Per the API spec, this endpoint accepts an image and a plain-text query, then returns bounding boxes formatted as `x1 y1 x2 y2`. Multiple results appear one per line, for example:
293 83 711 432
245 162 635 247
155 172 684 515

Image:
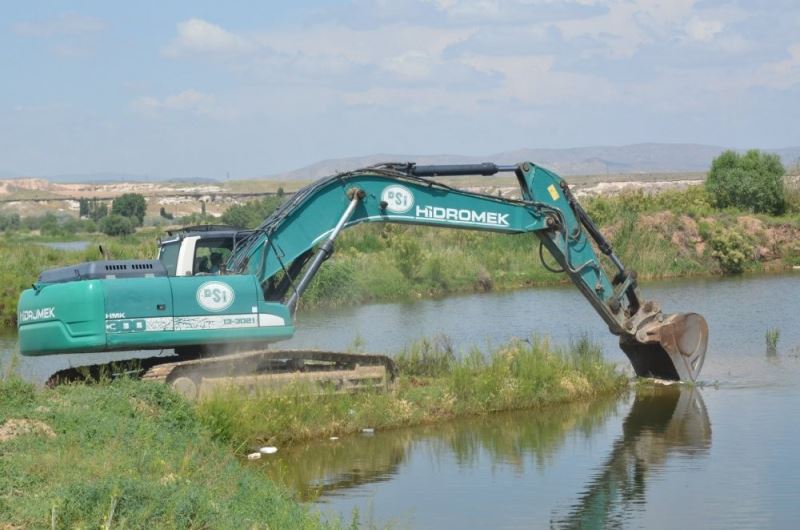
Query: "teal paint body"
18 275 294 356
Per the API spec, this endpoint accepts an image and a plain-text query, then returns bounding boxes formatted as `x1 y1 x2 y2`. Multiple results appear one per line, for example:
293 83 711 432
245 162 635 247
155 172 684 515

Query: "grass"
195 336 627 450
0 376 334 529
766 328 780 356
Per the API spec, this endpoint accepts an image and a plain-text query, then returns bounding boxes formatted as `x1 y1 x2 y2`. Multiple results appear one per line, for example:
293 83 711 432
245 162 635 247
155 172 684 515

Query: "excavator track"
48 349 398 400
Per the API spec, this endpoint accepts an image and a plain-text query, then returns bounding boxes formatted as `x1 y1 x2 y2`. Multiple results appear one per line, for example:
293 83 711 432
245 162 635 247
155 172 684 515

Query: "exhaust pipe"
620 312 708 382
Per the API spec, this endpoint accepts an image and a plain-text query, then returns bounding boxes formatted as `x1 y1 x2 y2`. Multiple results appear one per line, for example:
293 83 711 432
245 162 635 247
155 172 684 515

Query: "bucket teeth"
620 313 708 382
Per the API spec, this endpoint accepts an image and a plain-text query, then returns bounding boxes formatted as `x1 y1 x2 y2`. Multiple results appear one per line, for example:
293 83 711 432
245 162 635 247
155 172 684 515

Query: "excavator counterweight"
18 161 708 392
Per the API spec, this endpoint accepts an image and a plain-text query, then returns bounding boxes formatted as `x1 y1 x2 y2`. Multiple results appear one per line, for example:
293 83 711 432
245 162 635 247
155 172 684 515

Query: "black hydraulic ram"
408 163 517 177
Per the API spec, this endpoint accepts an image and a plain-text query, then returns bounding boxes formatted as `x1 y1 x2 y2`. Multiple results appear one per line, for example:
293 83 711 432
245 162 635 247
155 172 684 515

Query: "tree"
78 197 90 217
111 193 147 226
89 201 109 221
159 207 174 220
39 213 60 236
0 213 20 232
99 214 135 236
705 150 786 214
221 196 283 228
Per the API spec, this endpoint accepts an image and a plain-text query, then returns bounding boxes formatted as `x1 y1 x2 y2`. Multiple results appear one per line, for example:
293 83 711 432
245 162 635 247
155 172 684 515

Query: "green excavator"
17 162 708 396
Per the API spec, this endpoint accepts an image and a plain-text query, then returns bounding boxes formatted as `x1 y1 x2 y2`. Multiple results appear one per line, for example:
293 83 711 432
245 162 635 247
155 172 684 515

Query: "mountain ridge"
9 143 800 183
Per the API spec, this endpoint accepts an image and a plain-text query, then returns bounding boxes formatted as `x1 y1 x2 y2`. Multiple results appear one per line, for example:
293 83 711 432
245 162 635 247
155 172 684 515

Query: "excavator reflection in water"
551 386 712 529
263 386 710 527
263 396 622 501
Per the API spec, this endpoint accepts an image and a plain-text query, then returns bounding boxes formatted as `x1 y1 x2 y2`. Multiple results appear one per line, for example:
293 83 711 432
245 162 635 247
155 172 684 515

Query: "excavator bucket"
619 313 708 382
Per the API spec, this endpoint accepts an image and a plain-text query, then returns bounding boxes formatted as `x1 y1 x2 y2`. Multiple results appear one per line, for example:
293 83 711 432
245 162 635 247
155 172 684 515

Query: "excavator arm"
230 161 707 381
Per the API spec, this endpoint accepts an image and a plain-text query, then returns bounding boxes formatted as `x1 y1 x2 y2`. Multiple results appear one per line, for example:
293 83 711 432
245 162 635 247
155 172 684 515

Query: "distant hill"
10 143 800 183
263 143 800 181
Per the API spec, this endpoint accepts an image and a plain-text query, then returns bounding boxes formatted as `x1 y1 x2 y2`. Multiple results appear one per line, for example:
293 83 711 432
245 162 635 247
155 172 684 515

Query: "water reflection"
264 395 622 502
551 386 711 529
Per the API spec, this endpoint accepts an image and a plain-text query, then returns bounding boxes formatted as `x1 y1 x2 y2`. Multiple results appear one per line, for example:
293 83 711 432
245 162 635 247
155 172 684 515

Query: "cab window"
158 241 180 276
193 238 233 275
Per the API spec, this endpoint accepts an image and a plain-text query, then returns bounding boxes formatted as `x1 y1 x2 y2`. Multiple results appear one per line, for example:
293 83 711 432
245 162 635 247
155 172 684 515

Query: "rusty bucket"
619 313 708 382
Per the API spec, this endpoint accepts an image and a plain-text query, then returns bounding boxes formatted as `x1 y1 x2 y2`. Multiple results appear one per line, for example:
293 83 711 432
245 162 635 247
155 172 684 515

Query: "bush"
709 227 750 273
159 206 174 220
301 258 357 306
0 212 20 231
221 196 283 228
705 150 786 214
111 193 147 226
99 214 135 236
391 234 422 280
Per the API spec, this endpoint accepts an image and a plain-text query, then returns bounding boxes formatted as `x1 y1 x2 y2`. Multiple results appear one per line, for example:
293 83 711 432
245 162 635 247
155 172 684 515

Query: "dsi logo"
381 185 414 214
196 281 235 312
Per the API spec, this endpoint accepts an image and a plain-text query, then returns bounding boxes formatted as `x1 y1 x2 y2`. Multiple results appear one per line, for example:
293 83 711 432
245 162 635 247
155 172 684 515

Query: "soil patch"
0 418 56 442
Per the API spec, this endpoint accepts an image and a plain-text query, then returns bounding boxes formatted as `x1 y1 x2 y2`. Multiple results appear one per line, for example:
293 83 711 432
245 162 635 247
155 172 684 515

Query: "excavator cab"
157 226 252 277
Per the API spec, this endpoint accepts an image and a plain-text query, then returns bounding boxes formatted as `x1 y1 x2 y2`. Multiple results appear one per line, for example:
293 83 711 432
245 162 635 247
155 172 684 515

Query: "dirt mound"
0 418 56 442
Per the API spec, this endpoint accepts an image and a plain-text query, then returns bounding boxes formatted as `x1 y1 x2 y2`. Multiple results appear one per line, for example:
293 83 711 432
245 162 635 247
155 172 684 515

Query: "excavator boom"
17 161 708 386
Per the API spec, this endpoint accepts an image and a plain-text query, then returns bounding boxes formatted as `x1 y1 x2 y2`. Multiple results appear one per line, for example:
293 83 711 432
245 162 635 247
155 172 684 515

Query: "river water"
2 274 799 528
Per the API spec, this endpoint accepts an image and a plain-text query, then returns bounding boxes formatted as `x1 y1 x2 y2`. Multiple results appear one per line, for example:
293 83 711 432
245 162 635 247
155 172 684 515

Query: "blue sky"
1 0 799 178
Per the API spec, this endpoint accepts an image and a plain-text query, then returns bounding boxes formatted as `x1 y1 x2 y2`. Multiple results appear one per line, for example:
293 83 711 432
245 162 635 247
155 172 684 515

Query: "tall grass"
0 377 332 529
766 328 780 356
195 336 626 450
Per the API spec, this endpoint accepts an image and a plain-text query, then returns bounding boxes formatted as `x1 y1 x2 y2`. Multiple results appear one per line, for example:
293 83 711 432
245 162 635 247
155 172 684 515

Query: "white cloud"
344 53 616 112
250 23 473 69
163 18 251 57
761 42 800 89
685 17 724 42
131 90 217 116
462 54 615 104
431 0 502 18
381 50 439 81
556 0 697 58
155 5 799 122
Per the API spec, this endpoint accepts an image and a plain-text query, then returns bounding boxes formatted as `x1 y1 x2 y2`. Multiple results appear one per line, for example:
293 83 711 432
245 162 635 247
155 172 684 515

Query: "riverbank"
0 336 624 528
2 186 798 327
196 336 626 448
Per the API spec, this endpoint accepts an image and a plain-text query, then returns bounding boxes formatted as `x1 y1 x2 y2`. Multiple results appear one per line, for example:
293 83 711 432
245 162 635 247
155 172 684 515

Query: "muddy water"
2 274 800 528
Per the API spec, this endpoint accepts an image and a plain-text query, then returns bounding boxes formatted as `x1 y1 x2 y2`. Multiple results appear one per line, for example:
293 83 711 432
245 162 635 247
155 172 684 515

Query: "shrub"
0 212 21 231
159 206 174 220
111 193 147 226
391 234 422 280
99 214 135 236
705 150 786 214
221 196 283 228
709 227 750 273
301 258 357 306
